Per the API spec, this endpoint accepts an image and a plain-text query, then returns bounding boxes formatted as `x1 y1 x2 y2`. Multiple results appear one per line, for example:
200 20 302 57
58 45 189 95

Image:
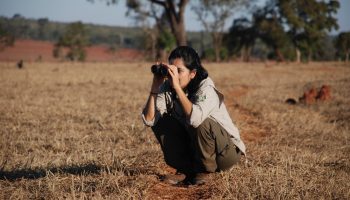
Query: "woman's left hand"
166 64 181 90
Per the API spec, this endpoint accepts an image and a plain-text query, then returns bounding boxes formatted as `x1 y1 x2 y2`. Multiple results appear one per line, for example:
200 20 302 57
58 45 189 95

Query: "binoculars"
151 64 168 76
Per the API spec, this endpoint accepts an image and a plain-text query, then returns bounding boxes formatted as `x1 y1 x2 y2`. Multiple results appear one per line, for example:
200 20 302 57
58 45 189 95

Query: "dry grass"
0 61 349 199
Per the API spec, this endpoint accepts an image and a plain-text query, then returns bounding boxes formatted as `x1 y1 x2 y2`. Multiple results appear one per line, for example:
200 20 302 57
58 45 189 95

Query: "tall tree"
226 2 290 62
278 0 339 62
255 6 290 62
225 18 257 61
335 32 350 62
90 0 188 46
53 22 89 61
128 0 188 46
191 0 248 62
126 1 176 60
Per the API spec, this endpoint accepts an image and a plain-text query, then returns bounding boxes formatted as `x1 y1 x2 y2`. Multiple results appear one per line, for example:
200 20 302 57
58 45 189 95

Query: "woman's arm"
166 64 193 118
143 76 165 122
174 86 193 118
143 93 158 122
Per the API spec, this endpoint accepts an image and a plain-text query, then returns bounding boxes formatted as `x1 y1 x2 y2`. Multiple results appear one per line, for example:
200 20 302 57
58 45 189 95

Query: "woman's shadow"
0 163 103 181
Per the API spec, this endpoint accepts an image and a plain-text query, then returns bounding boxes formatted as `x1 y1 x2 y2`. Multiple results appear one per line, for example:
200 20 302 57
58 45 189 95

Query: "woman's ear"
190 69 197 79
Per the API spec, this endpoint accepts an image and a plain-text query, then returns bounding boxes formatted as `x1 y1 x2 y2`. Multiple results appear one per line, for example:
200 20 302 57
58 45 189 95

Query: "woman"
141 46 246 185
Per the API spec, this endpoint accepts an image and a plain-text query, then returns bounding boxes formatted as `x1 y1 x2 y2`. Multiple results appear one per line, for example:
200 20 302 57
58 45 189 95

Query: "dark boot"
180 172 211 185
192 172 211 185
161 171 186 185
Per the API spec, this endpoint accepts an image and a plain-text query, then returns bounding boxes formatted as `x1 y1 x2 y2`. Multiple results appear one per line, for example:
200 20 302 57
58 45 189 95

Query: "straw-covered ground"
0 61 349 199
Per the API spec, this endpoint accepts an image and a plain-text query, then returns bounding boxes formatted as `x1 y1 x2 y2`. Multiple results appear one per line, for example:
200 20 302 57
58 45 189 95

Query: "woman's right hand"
151 74 165 93
144 67 165 122
150 62 166 93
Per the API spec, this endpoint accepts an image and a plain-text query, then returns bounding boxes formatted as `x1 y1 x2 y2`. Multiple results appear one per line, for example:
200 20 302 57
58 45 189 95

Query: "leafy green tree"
53 22 89 61
278 0 339 62
225 18 257 61
226 3 290 62
157 29 176 52
335 32 350 62
226 0 339 62
254 6 290 62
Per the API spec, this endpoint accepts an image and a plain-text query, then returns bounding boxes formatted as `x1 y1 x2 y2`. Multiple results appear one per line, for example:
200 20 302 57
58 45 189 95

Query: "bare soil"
0 39 144 62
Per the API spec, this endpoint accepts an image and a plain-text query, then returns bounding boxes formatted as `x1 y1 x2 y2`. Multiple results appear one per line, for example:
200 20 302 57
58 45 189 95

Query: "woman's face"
171 58 196 89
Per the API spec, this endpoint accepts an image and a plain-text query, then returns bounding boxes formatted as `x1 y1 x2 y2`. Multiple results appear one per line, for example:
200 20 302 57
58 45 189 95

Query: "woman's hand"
165 63 193 118
165 64 181 90
151 75 165 93
150 63 166 93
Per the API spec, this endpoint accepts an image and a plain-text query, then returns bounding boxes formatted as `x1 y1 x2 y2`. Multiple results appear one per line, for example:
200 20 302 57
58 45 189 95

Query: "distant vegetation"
0 14 146 48
0 14 212 61
53 22 89 61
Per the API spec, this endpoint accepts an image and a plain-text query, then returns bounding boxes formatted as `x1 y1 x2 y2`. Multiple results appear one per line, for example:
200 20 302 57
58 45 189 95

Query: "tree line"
107 0 348 62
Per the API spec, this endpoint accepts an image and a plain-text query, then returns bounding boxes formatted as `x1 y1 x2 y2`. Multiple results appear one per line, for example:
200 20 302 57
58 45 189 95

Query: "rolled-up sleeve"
140 83 170 127
188 86 220 128
141 111 160 127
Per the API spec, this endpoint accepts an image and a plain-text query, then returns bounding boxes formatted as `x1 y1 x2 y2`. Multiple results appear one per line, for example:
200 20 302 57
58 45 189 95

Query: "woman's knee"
191 118 214 139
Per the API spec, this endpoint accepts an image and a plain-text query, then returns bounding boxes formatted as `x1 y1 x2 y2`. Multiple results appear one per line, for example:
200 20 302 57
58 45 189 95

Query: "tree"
0 23 15 51
226 3 290 62
226 0 339 62
10 14 30 39
225 18 257 61
53 22 89 61
278 0 339 62
0 18 15 51
37 18 49 40
255 6 290 62
90 0 188 46
129 0 188 46
191 0 248 62
157 29 177 59
335 32 350 62
125 1 176 60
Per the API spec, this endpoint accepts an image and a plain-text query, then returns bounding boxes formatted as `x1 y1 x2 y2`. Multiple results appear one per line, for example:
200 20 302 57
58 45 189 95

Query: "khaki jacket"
142 77 246 155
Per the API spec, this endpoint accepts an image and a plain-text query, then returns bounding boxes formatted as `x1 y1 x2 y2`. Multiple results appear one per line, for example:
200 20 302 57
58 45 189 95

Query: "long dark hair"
168 46 208 95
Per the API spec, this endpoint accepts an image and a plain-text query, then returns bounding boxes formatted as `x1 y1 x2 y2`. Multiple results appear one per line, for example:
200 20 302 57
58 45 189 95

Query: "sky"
0 0 349 33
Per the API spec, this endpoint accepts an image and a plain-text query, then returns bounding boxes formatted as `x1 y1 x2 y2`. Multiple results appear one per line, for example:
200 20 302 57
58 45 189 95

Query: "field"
0 61 349 199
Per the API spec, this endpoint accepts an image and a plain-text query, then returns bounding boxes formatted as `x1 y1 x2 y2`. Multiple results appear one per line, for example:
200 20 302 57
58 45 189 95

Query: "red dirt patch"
0 39 144 62
225 85 270 143
0 39 55 62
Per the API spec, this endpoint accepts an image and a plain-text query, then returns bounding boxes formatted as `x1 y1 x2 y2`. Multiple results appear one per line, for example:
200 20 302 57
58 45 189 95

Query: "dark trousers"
151 114 241 174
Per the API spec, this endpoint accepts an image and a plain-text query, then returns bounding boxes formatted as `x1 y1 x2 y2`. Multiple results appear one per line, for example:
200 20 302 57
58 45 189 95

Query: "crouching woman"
141 46 246 185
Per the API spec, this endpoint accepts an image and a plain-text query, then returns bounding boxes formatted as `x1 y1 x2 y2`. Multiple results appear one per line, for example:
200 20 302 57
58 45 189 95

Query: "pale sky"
0 0 349 33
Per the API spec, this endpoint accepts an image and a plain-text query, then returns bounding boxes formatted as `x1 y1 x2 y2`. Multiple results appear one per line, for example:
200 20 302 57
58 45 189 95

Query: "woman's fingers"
166 65 178 76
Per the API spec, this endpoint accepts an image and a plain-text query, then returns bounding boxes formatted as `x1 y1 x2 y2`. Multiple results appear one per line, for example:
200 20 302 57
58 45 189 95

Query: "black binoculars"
151 64 168 76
